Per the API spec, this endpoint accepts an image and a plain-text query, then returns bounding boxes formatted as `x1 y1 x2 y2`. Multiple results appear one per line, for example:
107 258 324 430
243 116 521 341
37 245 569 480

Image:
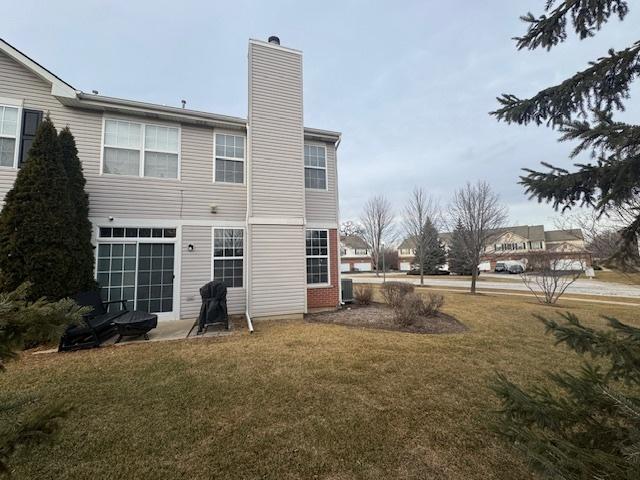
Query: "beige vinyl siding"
180 226 245 319
305 141 338 224
249 224 305 317
248 43 304 219
0 50 246 222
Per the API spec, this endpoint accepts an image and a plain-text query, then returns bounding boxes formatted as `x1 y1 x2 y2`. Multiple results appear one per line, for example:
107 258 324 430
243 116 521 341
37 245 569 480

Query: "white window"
103 119 179 179
215 134 244 184
212 228 244 288
304 144 327 190
306 229 329 284
0 105 20 168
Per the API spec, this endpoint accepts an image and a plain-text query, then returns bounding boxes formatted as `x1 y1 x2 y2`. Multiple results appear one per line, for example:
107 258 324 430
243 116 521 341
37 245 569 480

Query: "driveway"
344 273 640 298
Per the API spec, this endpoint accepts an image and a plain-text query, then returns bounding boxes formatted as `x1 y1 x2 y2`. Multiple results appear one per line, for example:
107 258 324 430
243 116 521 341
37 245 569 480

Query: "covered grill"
197 281 229 334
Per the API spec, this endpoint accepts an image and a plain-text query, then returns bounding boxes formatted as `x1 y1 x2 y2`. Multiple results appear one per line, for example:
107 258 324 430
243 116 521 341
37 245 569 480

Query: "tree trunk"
420 264 424 286
470 269 477 294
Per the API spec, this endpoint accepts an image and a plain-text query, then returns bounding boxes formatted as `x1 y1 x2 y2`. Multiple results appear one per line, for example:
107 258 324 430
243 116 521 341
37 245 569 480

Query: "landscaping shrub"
353 285 373 305
380 281 414 308
394 292 423 326
423 293 445 316
394 292 445 326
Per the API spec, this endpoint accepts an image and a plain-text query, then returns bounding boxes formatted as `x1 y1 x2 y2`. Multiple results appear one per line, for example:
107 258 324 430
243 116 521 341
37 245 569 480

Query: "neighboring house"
397 225 590 271
0 36 342 321
340 235 372 272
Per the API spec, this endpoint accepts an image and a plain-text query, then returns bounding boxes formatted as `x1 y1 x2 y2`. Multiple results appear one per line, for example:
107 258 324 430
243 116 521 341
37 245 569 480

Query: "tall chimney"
247 38 305 319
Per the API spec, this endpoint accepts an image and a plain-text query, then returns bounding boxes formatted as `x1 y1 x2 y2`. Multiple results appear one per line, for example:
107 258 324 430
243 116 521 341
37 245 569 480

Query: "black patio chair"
58 291 129 352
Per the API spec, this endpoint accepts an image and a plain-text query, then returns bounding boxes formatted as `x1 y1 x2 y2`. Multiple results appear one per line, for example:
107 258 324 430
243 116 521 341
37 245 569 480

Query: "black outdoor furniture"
58 291 127 352
113 311 158 342
197 281 229 334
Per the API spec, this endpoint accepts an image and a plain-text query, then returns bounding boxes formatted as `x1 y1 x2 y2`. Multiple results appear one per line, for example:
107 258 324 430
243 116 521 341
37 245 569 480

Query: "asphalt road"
344 272 640 299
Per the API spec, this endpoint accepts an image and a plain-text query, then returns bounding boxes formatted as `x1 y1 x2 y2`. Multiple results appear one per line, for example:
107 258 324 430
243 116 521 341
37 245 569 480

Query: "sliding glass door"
96 227 176 317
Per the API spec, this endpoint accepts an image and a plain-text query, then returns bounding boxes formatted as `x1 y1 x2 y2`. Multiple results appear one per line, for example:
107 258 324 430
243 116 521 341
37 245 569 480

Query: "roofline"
1 37 341 142
0 38 77 98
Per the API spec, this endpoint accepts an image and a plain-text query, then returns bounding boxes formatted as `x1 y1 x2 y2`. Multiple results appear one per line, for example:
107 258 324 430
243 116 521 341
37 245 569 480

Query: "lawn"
594 269 640 285
2 291 637 479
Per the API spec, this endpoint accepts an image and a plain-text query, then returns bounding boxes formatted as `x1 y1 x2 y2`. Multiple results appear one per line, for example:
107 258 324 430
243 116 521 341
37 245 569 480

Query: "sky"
3 1 639 230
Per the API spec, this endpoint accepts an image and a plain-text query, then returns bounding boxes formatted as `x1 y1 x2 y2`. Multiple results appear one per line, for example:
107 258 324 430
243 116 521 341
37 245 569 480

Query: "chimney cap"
268 35 280 45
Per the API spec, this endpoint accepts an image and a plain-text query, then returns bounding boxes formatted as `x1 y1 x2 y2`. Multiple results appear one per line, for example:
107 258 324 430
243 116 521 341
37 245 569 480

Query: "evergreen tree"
491 0 640 261
0 116 78 300
0 283 86 473
447 220 472 275
491 313 640 479
416 217 446 273
58 127 96 293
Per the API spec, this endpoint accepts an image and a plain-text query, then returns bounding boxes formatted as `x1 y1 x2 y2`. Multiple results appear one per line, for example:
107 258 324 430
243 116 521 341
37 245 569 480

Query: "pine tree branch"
559 113 640 158
491 41 640 126
515 0 629 51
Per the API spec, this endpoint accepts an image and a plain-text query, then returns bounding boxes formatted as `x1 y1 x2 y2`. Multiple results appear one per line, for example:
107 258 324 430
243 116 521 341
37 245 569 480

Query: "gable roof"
0 38 77 98
545 229 584 242
0 38 341 142
341 235 369 249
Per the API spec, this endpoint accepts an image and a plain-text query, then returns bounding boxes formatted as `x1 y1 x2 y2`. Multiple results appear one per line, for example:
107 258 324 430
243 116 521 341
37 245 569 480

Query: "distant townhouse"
397 225 591 271
340 236 372 272
0 36 341 322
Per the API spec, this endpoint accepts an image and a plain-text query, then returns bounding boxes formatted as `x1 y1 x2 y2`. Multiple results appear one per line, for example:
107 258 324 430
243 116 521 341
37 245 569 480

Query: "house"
397 225 591 271
340 236 372 272
0 36 342 322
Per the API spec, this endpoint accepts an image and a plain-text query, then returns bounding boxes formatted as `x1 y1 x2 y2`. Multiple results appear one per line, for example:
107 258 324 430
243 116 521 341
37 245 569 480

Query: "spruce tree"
448 220 472 275
416 217 446 274
491 0 640 260
0 116 78 300
59 127 95 293
491 313 640 479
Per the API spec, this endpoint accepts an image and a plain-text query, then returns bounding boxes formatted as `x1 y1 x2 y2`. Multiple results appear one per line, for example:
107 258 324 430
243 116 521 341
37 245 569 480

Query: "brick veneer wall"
307 228 340 309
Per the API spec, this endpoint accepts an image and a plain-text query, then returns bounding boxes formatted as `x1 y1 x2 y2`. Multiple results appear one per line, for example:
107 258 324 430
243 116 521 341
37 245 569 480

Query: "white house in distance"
340 235 372 272
0 36 342 322
398 225 591 271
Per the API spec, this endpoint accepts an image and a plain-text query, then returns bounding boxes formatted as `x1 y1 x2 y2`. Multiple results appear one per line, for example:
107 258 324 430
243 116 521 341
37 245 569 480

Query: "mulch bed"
307 303 467 334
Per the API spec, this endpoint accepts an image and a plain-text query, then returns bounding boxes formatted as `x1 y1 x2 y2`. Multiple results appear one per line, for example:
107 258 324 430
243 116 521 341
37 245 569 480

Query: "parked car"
507 264 524 274
494 262 508 273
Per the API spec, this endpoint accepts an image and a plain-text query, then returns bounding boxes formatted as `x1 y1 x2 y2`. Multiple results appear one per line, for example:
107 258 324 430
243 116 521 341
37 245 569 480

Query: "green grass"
2 292 637 479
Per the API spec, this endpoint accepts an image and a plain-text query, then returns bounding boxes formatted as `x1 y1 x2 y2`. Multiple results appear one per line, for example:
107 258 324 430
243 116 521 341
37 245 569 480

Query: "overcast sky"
4 1 639 230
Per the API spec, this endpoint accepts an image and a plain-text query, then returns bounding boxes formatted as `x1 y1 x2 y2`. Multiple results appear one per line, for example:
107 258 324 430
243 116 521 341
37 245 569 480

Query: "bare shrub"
394 292 445 326
353 285 373 305
380 281 414 308
394 292 424 326
423 293 445 316
520 252 584 305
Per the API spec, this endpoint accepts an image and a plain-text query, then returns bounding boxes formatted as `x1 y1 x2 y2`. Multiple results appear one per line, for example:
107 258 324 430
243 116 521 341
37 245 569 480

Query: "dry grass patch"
594 270 640 285
1 292 638 479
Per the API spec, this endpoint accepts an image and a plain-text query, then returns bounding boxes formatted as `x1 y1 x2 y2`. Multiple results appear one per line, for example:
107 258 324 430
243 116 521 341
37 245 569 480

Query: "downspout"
245 121 254 333
334 135 343 306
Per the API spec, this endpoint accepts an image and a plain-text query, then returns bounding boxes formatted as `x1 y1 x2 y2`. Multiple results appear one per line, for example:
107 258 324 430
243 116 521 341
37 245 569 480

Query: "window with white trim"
0 106 19 167
215 134 244 183
306 229 329 284
304 144 326 189
213 228 244 288
103 119 179 178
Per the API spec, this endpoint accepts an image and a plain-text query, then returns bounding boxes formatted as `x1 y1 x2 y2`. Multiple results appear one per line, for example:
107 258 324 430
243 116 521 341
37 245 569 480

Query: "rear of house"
0 36 341 321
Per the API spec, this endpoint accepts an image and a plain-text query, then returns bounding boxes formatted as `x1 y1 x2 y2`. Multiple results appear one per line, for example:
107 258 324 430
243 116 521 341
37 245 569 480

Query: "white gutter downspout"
334 134 343 306
245 122 254 333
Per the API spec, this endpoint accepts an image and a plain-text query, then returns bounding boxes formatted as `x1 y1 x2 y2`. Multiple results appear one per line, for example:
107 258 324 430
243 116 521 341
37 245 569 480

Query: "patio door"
96 227 177 319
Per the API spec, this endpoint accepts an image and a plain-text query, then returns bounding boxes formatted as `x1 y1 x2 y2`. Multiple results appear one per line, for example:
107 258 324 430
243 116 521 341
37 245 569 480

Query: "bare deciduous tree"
520 252 584 305
449 181 508 294
403 187 440 286
360 195 395 277
340 220 364 238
